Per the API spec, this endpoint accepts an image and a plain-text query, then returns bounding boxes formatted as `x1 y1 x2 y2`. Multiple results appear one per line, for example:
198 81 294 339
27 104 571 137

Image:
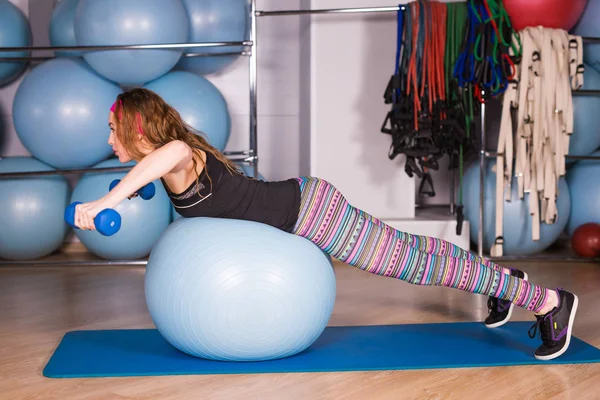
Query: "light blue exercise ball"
177 0 249 76
171 206 180 222
566 151 600 236
237 163 265 180
570 63 600 158
74 0 190 86
144 71 231 151
573 1 600 74
462 160 571 256
71 158 172 260
145 217 337 361
0 0 32 87
49 0 81 57
0 157 70 260
12 58 121 170
0 114 3 152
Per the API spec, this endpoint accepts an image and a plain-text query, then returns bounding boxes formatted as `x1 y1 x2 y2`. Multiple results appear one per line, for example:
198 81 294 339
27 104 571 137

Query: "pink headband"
109 100 119 113
110 100 144 135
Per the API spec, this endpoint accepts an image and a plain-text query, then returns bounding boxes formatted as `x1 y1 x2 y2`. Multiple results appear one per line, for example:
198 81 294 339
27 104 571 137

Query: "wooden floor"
1 258 600 400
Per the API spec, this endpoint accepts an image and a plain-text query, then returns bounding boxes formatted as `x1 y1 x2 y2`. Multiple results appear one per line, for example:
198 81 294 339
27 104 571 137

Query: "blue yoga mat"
43 321 600 378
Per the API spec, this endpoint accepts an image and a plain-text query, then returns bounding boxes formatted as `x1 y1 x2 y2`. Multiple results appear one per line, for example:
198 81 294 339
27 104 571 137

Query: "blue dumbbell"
109 179 155 200
64 202 122 237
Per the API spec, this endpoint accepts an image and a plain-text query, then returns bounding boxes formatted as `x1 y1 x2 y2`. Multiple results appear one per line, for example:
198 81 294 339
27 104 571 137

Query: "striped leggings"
291 177 550 313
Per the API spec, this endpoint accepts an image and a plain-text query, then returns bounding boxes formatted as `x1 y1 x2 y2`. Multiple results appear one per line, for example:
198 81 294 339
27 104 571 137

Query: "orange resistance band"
406 2 420 130
406 0 449 131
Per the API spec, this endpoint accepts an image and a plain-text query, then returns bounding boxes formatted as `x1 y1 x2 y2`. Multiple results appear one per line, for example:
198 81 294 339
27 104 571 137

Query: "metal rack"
0 2 598 265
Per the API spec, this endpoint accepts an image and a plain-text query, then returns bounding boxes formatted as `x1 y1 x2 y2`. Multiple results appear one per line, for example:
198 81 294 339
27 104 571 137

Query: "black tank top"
161 151 301 233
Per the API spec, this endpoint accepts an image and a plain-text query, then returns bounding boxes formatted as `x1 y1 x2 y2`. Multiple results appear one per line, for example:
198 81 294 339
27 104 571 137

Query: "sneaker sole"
485 272 529 329
534 293 579 361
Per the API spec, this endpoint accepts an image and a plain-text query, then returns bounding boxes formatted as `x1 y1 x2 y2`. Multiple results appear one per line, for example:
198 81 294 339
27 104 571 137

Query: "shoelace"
528 315 553 343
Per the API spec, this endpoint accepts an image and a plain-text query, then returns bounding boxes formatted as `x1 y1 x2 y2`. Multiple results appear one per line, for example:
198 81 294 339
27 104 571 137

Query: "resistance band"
453 0 521 102
382 1 474 198
381 0 475 234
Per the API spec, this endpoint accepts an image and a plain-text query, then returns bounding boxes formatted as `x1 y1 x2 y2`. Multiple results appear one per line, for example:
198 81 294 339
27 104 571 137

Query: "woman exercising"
73 88 578 361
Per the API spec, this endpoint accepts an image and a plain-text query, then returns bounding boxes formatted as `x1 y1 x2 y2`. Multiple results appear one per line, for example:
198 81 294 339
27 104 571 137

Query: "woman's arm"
102 140 192 209
74 140 192 231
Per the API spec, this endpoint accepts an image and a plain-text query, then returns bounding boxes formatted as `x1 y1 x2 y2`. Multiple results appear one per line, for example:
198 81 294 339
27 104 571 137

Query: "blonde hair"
112 88 241 191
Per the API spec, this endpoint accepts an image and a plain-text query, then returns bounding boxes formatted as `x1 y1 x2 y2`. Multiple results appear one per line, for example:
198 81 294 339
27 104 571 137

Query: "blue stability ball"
49 0 81 57
145 217 337 361
0 0 32 87
74 0 189 86
237 162 265 180
171 205 181 222
177 0 249 75
566 151 600 236
171 205 180 222
144 71 231 151
71 158 172 260
462 160 571 256
0 157 70 260
570 63 600 158
573 1 600 73
12 58 121 170
0 114 3 152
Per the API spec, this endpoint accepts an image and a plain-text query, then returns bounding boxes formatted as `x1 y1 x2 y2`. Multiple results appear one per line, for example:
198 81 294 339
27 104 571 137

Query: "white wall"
212 0 305 181
304 0 413 220
301 0 469 212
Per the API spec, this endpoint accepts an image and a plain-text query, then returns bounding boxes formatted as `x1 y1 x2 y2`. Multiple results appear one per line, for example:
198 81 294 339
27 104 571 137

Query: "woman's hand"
74 200 109 231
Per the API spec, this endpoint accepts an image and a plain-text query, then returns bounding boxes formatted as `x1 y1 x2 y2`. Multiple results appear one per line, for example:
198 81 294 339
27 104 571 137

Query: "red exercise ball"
503 0 588 31
571 223 600 258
